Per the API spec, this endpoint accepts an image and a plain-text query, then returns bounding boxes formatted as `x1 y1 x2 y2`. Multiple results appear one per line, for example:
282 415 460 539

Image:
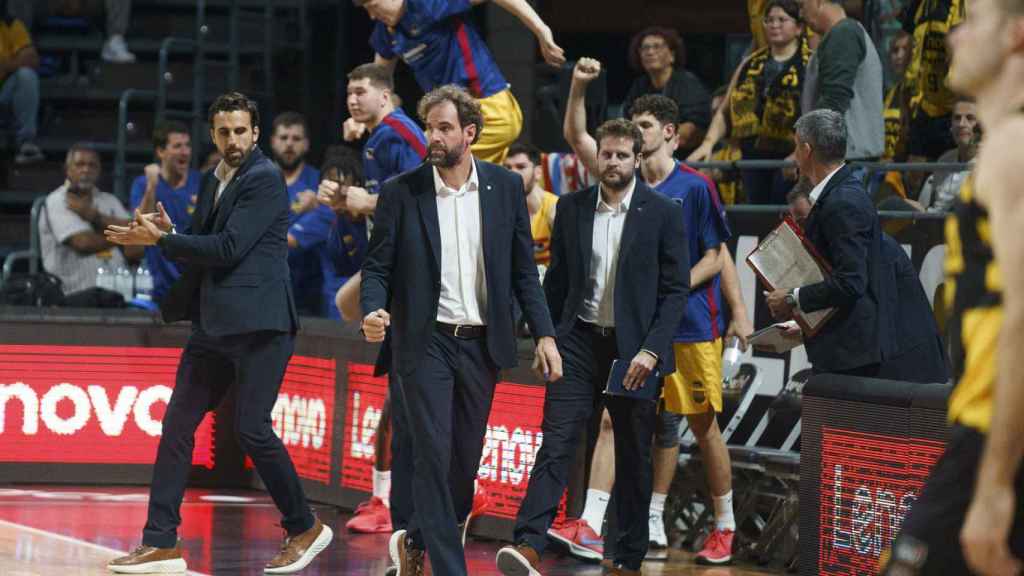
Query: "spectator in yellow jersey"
503 142 557 268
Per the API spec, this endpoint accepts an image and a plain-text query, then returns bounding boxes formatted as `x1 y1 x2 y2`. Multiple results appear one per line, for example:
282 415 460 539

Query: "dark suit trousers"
142 329 315 548
399 330 498 576
513 322 658 570
390 370 483 531
388 373 413 530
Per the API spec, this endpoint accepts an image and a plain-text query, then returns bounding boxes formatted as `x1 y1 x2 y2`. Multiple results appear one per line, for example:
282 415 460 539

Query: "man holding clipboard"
763 109 888 376
496 119 689 576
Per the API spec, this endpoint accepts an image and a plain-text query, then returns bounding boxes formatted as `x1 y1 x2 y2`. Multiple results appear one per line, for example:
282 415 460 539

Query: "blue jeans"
0 67 39 145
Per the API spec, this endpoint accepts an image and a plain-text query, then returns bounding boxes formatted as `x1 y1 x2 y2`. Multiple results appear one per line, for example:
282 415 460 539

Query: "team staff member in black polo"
359 84 561 576
104 92 332 574
496 118 690 576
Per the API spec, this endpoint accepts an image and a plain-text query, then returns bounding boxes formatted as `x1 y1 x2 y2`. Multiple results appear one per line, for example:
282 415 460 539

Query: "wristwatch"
784 290 797 308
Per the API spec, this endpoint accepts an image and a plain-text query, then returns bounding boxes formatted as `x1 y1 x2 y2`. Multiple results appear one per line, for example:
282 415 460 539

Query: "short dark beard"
223 144 253 168
600 172 633 192
427 143 464 168
274 153 302 172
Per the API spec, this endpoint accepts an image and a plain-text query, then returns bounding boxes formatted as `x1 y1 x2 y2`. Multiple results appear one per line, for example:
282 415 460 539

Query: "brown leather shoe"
602 562 641 575
264 517 334 574
395 530 425 576
495 543 541 576
107 542 186 573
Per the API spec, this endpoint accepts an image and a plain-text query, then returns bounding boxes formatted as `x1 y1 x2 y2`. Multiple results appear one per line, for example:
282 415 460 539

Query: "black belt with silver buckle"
436 322 487 339
579 321 615 338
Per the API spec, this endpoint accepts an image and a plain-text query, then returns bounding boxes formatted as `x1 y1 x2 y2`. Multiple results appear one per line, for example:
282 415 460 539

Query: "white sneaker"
648 511 668 547
102 35 136 63
646 511 669 560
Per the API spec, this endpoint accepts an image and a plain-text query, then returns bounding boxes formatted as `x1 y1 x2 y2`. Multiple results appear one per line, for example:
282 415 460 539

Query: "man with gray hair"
799 0 884 160
40 143 142 295
765 109 888 376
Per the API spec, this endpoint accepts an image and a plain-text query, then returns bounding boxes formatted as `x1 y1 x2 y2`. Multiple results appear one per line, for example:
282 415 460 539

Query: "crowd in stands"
11 0 974 319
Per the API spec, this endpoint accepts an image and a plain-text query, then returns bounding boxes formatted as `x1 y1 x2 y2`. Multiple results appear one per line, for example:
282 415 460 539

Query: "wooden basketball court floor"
0 486 782 575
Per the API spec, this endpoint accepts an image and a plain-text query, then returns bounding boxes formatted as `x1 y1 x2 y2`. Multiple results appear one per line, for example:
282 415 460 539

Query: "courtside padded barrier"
800 374 950 576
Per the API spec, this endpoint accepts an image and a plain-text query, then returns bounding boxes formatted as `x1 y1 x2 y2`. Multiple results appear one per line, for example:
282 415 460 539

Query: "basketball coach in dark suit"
498 119 691 576
787 185 949 384
104 92 331 575
767 109 887 376
359 85 561 576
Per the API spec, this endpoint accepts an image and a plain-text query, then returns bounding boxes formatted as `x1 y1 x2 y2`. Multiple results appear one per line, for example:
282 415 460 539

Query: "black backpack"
0 272 65 307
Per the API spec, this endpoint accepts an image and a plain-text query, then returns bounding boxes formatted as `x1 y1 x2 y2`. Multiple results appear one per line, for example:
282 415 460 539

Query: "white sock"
712 490 735 531
649 492 667 517
372 469 391 508
580 489 610 533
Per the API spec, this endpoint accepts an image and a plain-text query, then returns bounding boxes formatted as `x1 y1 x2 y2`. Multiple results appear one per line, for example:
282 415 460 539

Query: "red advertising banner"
477 381 550 520
0 344 215 468
341 362 562 523
269 356 337 484
819 427 945 575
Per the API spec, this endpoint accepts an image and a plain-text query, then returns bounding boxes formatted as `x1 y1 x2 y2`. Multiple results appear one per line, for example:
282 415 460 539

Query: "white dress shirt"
795 163 845 309
213 160 239 205
579 179 636 327
808 163 845 206
434 161 487 325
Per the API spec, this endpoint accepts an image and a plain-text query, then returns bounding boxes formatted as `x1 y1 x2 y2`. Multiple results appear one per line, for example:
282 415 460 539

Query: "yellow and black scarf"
729 36 811 155
908 0 965 118
883 79 916 161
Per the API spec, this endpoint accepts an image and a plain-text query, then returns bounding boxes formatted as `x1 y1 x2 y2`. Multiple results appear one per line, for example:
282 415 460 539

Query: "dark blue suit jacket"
543 180 690 376
877 232 950 382
158 147 299 336
799 164 884 372
360 160 556 377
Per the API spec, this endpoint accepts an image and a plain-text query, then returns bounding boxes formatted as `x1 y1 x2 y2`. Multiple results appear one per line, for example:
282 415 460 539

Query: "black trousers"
388 372 413 530
513 322 658 570
399 330 498 576
142 329 314 548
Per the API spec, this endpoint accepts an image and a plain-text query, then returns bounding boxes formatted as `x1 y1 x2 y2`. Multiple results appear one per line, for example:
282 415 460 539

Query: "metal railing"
685 158 972 211
114 88 157 201
685 159 971 172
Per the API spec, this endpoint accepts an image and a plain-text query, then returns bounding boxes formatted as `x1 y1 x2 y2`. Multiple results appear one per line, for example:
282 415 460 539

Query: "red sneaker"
695 528 734 565
470 483 490 519
345 497 393 534
461 484 491 544
546 518 604 562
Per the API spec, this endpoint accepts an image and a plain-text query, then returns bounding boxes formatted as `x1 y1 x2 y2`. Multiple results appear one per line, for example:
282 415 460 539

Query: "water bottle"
722 336 743 385
114 266 133 300
95 265 112 291
134 265 154 302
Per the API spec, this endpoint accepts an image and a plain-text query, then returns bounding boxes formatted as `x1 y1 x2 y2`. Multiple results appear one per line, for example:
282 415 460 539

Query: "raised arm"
479 0 565 66
563 58 601 178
